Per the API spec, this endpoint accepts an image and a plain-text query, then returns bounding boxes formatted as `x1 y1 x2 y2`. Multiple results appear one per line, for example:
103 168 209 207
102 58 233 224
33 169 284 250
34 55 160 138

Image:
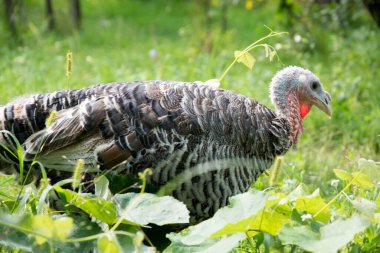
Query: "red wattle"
300 103 311 119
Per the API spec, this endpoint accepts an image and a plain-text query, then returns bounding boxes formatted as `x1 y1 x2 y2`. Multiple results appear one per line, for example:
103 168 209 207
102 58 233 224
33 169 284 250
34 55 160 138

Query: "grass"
0 0 379 251
1 0 379 178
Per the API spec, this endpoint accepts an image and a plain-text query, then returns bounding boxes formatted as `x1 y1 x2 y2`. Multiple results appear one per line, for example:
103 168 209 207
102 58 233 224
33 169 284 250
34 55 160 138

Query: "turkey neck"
276 88 303 144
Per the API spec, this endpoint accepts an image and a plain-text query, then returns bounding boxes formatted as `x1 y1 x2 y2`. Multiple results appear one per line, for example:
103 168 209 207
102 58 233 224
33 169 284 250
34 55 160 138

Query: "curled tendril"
138 168 153 193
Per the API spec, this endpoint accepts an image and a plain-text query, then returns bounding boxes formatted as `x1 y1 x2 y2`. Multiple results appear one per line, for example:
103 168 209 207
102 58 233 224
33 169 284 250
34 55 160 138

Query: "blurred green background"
1 0 379 194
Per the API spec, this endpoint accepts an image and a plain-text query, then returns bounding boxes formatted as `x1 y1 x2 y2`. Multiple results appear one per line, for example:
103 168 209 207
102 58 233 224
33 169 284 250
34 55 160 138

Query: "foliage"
0 174 189 252
1 157 378 252
278 215 370 253
219 28 285 81
0 0 379 252
164 158 379 253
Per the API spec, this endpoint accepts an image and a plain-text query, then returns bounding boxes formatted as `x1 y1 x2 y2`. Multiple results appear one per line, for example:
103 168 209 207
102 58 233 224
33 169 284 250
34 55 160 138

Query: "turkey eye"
311 82 319 90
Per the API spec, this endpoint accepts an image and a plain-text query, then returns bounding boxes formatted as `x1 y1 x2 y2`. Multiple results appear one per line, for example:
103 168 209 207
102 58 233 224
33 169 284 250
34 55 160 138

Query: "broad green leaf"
248 209 289 236
373 213 380 224
32 215 102 253
333 169 352 181
167 190 267 246
279 215 370 253
212 208 290 238
0 213 33 251
265 193 292 213
211 194 291 237
112 192 189 226
98 233 123 253
0 213 100 253
351 197 377 216
295 189 331 223
51 215 101 253
234 50 256 70
95 175 113 200
279 224 319 249
32 215 74 245
30 215 74 247
53 216 74 241
0 224 33 251
32 215 54 244
165 232 245 253
352 172 375 189
56 187 118 224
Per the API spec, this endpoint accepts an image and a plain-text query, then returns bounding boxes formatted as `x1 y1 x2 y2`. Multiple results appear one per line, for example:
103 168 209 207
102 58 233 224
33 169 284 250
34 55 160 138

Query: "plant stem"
219 58 238 82
110 216 125 232
218 31 287 82
313 169 362 219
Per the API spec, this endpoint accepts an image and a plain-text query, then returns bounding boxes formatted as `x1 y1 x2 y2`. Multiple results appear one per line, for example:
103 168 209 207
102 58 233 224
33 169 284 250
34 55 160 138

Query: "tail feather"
23 98 106 161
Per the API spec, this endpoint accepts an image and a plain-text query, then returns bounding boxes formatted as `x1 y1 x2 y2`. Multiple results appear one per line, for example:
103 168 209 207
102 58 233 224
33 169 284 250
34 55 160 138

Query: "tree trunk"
4 0 17 36
70 0 81 30
45 0 55 31
363 0 380 27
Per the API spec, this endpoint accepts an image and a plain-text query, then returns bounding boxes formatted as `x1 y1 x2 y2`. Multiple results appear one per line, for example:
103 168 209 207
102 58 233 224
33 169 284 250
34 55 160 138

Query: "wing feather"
23 98 106 160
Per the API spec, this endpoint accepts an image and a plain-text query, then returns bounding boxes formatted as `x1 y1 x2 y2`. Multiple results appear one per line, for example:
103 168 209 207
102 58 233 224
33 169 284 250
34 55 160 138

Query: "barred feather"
0 66 331 222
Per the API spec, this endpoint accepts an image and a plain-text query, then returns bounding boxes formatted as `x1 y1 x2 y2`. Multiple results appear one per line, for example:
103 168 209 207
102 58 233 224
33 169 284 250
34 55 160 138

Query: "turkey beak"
314 91 332 118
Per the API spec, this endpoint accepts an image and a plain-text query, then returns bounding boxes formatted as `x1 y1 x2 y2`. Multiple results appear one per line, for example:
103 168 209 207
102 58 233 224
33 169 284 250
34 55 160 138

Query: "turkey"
0 66 332 222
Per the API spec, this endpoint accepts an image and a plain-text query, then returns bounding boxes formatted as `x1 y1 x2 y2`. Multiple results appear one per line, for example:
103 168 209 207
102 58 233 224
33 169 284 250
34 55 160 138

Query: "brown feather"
96 142 131 169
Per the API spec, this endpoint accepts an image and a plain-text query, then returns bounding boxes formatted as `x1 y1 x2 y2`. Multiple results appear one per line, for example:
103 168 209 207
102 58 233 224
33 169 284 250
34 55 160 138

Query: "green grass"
1 0 378 182
0 0 379 251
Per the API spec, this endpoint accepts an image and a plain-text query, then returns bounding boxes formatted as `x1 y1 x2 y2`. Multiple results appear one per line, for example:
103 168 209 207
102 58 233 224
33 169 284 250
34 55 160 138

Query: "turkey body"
0 81 292 221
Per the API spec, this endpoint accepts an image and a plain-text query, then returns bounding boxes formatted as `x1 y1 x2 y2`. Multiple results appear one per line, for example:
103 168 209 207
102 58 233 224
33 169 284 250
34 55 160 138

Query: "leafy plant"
0 2 379 251
165 158 379 253
0 173 189 252
219 28 286 82
0 147 378 252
